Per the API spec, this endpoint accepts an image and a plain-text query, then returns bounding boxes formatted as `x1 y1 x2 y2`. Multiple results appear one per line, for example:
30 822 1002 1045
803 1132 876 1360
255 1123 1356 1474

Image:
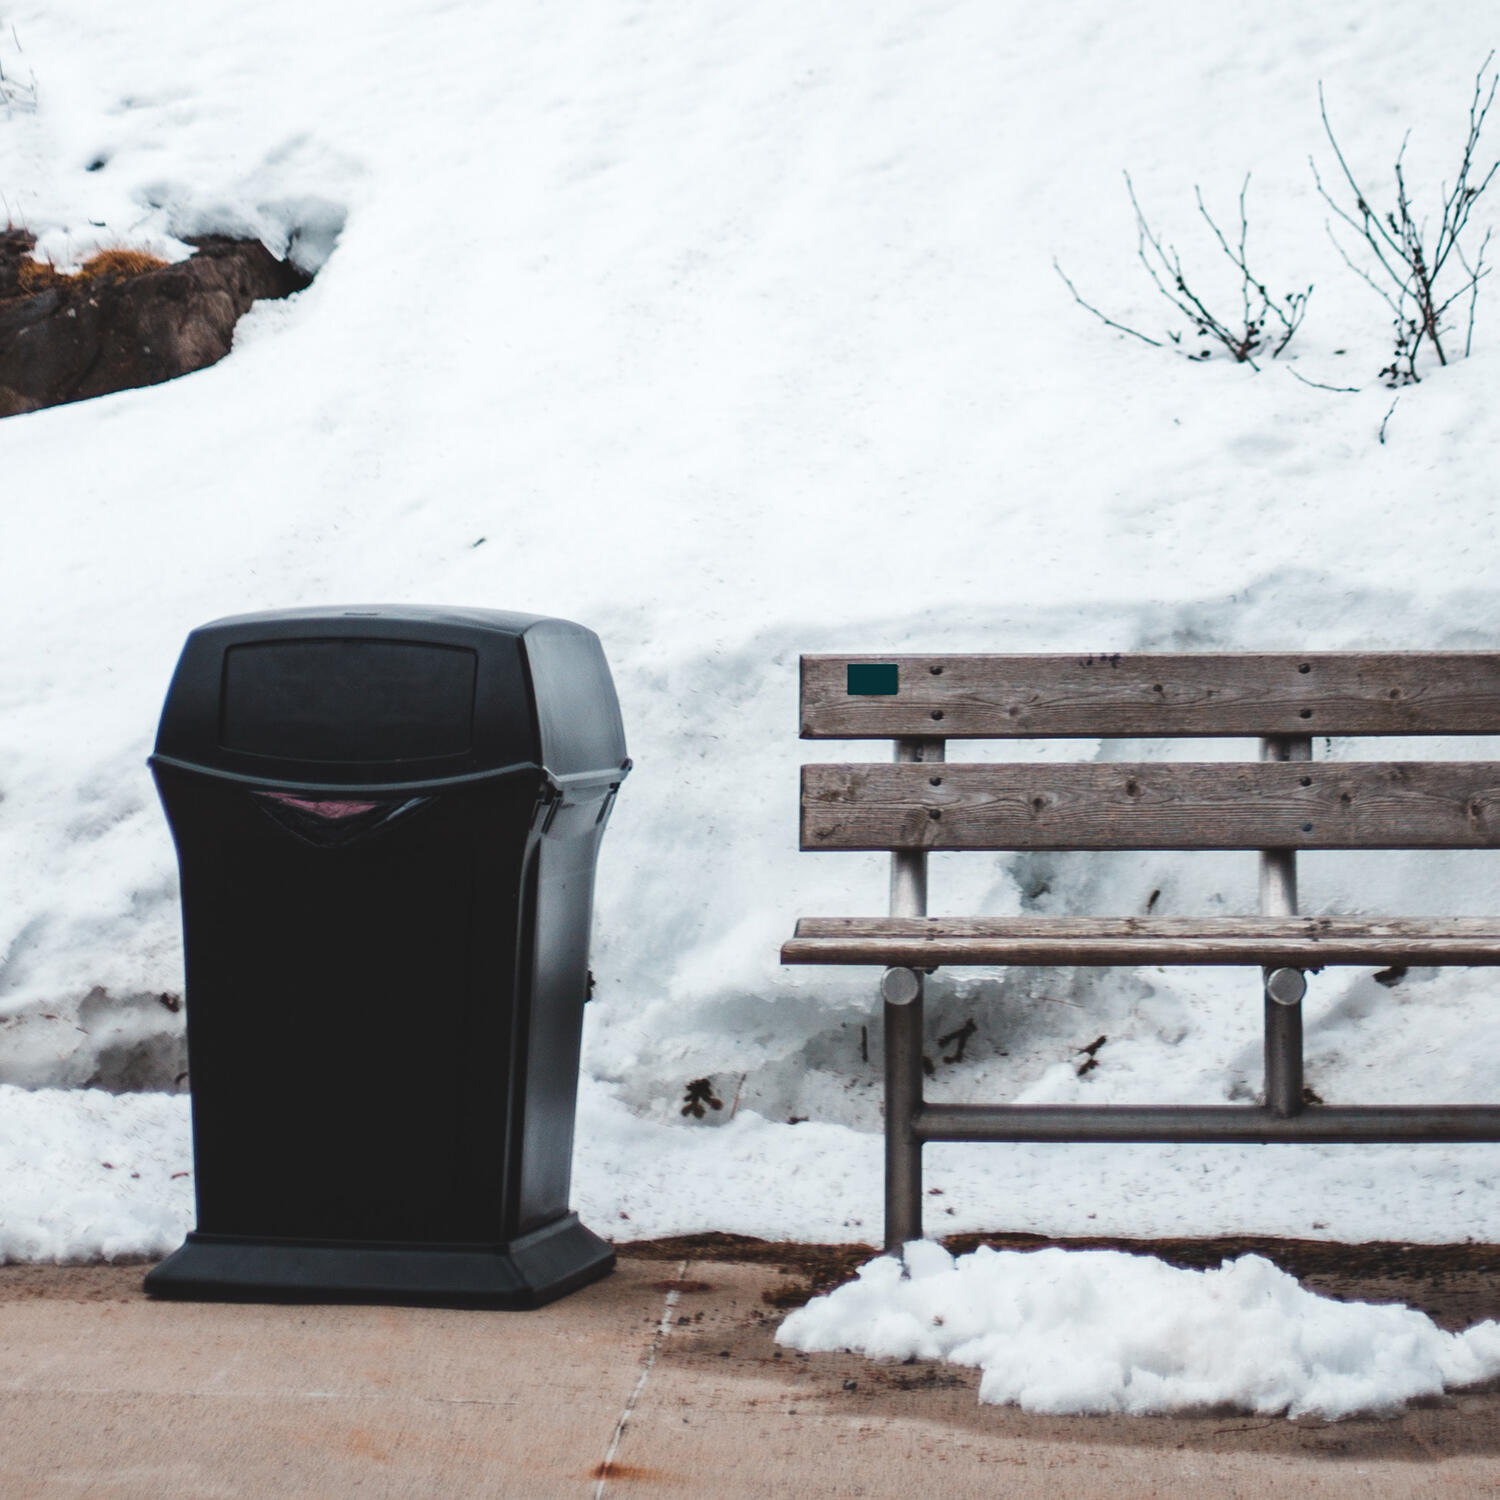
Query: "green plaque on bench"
847 663 898 696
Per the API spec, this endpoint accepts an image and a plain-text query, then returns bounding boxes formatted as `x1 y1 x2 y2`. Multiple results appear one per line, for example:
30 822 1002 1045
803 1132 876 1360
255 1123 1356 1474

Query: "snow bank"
3 0 1500 1255
777 1240 1500 1419
10 1073 1500 1260
0 1085 191 1262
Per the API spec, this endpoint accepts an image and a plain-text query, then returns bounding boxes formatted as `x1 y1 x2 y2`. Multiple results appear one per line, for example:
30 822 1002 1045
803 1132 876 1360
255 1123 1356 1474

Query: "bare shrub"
1057 173 1311 369
1313 54 1499 386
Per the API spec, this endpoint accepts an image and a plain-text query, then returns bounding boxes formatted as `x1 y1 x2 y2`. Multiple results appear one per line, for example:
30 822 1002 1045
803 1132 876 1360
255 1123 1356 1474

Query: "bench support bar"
915 1103 1500 1144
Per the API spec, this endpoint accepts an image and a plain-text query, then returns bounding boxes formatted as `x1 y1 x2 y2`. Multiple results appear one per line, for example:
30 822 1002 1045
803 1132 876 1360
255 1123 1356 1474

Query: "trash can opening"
261 794 381 819
220 638 478 763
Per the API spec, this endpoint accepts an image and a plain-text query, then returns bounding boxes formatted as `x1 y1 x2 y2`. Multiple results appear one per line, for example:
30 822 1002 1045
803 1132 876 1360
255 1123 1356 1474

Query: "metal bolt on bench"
782 652 1500 1250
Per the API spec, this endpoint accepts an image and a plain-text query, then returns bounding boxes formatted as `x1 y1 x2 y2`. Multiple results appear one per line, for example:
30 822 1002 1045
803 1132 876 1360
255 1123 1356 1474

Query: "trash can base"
143 1214 615 1309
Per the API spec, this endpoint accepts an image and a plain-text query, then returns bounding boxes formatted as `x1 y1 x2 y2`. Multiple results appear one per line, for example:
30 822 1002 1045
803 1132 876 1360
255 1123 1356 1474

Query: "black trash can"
143 606 629 1308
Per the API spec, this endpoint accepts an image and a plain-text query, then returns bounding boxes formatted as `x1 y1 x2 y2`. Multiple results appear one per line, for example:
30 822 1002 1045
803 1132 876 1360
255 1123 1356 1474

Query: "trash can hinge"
595 784 619 827
537 779 566 834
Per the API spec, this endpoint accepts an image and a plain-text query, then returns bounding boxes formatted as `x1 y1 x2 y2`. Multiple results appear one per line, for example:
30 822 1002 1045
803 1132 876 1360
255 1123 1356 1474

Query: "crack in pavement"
593 1257 687 1498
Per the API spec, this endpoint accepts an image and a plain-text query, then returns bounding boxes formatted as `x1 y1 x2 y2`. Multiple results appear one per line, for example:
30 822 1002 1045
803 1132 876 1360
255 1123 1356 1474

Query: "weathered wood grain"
781 915 1500 966
801 652 1500 739
794 915 1500 938
801 761 1500 850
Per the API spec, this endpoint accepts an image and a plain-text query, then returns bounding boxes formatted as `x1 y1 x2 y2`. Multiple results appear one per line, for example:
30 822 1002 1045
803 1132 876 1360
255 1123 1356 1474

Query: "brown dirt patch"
10 1232 1500 1329
0 227 312 416
0 1260 149 1303
618 1230 1500 1328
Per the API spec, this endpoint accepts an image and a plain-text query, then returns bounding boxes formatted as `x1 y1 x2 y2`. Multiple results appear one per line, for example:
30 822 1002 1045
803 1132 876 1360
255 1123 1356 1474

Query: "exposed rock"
0 231 313 417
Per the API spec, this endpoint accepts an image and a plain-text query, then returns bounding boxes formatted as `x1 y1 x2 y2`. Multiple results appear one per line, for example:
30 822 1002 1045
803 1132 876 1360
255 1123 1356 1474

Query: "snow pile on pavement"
777 1240 1500 1419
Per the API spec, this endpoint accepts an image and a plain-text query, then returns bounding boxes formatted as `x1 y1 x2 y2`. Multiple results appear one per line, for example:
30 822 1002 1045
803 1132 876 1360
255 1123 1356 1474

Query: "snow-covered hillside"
2 0 1500 1256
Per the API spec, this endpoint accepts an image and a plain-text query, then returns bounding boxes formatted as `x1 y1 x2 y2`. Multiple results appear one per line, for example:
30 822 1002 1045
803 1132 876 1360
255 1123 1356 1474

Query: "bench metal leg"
883 970 924 1249
1264 977 1305 1116
1261 736 1310 1118
883 737 943 1251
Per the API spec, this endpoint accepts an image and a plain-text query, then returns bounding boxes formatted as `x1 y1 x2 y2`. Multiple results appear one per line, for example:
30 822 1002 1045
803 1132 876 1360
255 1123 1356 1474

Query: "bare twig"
1058 171 1309 368
1457 226 1492 354
1379 394 1399 444
1315 55 1499 384
1052 258 1163 347
726 1071 748 1121
1285 366 1360 394
1194 177 1312 355
1127 172 1268 367
1061 173 1309 368
1320 210 1403 314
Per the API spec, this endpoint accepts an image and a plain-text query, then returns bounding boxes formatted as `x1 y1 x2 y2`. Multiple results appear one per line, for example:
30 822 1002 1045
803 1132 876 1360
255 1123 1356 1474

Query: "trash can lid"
153 605 628 791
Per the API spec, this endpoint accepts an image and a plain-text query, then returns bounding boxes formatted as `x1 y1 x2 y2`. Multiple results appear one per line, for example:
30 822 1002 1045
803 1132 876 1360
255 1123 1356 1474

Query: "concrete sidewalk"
2 1249 1500 1498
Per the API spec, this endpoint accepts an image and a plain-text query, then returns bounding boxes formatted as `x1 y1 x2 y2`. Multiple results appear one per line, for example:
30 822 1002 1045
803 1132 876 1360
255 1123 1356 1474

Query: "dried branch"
1193 178 1312 356
1454 226 1492 355
1058 173 1309 369
1132 172 1313 366
1052 258 1163 347
1314 54 1499 384
1284 366 1360 394
1127 172 1262 364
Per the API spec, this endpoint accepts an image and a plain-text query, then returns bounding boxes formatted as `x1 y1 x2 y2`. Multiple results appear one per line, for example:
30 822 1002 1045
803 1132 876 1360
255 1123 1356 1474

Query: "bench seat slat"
802 652 1500 739
795 916 1500 938
782 916 1500 966
802 761 1500 851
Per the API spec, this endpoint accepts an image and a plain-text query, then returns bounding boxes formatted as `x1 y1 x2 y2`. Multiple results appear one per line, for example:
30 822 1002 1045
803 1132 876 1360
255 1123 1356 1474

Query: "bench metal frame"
782 653 1500 1250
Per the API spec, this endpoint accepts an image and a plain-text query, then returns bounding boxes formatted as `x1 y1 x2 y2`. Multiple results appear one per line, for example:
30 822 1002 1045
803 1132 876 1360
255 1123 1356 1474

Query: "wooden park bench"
780 652 1500 1250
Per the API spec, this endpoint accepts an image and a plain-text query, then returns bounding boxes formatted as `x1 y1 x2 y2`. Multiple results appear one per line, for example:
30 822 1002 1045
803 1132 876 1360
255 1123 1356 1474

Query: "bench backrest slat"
801 653 1500 739
802 761 1500 851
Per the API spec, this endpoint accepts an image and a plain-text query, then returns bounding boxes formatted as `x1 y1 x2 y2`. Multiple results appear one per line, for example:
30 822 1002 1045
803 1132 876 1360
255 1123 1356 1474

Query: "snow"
3 0 1500 1280
777 1239 1500 1419
0 1084 190 1262
11 1074 1500 1263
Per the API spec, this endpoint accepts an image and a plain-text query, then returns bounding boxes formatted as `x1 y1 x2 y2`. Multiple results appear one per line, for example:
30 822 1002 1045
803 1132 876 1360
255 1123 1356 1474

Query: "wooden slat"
782 935 1500 965
781 915 1500 966
801 652 1500 739
801 761 1500 850
794 916 1500 938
